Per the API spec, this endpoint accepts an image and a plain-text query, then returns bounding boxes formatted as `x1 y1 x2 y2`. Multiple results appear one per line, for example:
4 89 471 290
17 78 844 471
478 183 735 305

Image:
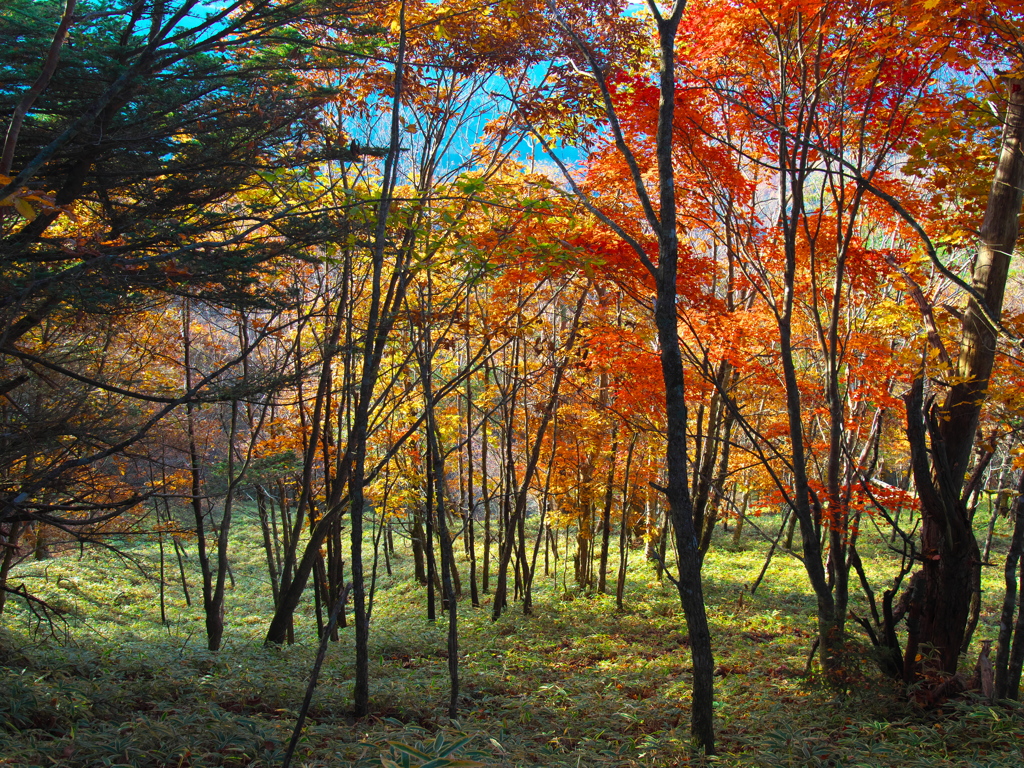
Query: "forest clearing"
1 512 1022 767
5 0 1024 764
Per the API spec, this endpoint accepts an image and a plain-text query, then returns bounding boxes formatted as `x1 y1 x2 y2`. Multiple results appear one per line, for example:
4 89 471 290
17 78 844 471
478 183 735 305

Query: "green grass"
1 510 1022 767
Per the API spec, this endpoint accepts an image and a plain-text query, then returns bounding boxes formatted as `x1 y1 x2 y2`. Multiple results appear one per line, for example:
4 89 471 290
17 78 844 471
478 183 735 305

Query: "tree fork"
904 77 1024 682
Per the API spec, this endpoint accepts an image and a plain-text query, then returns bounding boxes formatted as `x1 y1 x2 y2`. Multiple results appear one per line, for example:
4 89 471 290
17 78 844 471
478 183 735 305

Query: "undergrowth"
1 510 1022 767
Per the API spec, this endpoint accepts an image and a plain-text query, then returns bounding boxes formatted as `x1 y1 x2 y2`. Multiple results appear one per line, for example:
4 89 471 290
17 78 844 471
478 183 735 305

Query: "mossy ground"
1 511 1022 767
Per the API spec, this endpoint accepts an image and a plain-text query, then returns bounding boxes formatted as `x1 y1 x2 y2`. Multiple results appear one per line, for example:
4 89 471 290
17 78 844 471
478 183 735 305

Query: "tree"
904 74 1024 681
263 0 536 721
510 0 717 752
652 0 985 685
0 0 353 548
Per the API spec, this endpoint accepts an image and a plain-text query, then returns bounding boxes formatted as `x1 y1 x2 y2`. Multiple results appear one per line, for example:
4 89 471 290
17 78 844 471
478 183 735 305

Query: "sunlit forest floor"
2 512 1023 767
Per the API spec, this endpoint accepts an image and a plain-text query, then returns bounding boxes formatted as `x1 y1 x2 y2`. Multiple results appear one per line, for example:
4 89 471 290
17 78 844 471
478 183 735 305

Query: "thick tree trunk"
905 78 1024 681
904 381 981 678
939 80 1024 485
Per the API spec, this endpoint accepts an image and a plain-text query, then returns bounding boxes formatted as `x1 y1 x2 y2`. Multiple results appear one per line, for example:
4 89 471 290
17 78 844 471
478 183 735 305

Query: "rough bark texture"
904 383 981 678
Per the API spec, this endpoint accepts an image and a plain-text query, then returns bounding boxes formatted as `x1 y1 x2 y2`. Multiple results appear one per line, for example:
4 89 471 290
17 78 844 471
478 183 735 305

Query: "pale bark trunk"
939 80 1024 486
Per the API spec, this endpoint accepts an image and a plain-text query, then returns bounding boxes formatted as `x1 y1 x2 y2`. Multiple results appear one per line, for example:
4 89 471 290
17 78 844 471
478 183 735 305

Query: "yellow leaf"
14 197 36 221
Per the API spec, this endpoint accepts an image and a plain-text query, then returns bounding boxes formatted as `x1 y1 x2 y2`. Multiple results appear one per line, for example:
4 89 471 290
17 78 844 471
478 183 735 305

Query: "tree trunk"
0 520 24 617
492 284 589 619
465 342 480 607
615 437 636 611
257 486 281 607
598 427 618 594
939 80 1024 485
905 78 1024 681
545 0 714 752
481 403 491 594
419 326 460 717
904 380 981 678
994 470 1024 699
651 13 715 751
266 502 346 645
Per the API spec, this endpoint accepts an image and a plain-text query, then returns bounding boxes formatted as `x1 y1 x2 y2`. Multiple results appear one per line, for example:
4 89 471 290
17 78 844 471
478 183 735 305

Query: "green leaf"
436 736 473 757
388 741 432 760
456 177 486 195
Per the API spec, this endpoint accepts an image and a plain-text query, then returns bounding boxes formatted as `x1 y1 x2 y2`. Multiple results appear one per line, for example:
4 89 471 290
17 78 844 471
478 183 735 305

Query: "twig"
281 584 351 768
4 584 69 640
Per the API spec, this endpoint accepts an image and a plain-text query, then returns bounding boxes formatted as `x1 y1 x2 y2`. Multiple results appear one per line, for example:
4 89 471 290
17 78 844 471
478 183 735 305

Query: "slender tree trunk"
482 404 491 594
206 402 246 652
732 490 750 547
257 487 281 607
525 418 559 613
424 498 438 621
598 426 618 594
649 13 715 751
172 535 191 607
492 285 590 620
465 338 480 607
994 470 1024 699
349 4 410 714
616 436 636 610
417 317 460 717
547 0 714 751
656 509 668 581
0 520 24 617
182 301 221 650
265 292 345 644
411 506 427 585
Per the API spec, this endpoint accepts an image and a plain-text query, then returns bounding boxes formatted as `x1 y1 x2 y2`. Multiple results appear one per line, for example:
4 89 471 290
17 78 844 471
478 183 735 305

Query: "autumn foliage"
3 0 1024 759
